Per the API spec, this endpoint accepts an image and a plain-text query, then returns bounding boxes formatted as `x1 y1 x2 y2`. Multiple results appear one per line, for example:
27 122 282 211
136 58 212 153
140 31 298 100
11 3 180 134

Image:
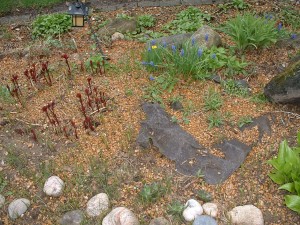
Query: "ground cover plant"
0 0 300 224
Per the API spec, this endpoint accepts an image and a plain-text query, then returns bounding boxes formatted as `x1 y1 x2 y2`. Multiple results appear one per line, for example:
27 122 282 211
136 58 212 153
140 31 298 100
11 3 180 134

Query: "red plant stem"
48 102 60 126
90 60 94 74
63 126 69 138
102 60 105 74
97 61 102 75
70 120 79 139
31 129 38 142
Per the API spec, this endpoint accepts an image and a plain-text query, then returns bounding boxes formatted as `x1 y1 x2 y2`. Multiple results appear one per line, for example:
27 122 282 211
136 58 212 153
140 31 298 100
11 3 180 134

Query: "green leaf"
285 195 300 214
279 183 295 193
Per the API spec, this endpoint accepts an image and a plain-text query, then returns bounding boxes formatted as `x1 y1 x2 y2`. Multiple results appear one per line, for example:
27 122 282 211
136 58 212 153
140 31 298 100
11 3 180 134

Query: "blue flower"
141 61 148 65
151 40 156 46
180 49 184 57
197 48 203 57
277 22 283 31
291 34 297 40
205 33 209 42
148 47 151 52
192 38 195 46
162 40 167 48
171 45 176 53
211 53 216 59
265 14 273 20
149 75 155 81
149 61 155 67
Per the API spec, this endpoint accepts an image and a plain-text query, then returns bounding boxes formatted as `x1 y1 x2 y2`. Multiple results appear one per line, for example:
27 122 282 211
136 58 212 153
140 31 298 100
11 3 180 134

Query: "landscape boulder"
227 205 264 225
59 210 83 225
264 57 300 104
8 198 30 219
102 207 139 225
137 103 252 184
98 18 137 37
43 176 65 197
86 193 109 217
190 25 222 48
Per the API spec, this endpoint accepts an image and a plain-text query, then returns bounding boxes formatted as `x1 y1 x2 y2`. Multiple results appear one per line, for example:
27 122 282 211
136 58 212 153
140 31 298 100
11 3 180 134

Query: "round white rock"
202 202 218 218
102 207 140 225
43 176 65 197
183 199 203 222
86 193 109 217
228 205 264 225
8 198 30 219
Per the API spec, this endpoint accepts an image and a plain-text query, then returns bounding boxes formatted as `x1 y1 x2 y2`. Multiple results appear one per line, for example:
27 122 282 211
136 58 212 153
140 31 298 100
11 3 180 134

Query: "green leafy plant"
218 0 249 12
197 189 213 202
137 14 156 29
221 13 279 51
280 7 300 30
116 13 133 20
268 134 300 214
222 79 249 97
208 112 224 128
32 13 72 39
251 93 268 104
204 88 223 111
167 200 185 221
0 85 14 103
139 182 168 204
163 7 211 34
237 116 253 128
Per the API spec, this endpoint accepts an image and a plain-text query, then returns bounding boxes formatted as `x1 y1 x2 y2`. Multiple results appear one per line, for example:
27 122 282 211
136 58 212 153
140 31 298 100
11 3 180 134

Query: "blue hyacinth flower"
151 40 156 46
192 38 195 46
291 34 297 40
141 61 148 65
149 75 155 81
180 49 184 57
162 40 167 48
205 34 209 42
148 47 151 52
211 53 216 59
171 45 176 53
149 61 155 67
197 48 203 57
277 22 283 31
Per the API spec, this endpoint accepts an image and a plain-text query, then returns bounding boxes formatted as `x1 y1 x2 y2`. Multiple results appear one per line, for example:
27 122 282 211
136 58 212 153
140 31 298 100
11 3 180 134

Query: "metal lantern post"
68 0 89 27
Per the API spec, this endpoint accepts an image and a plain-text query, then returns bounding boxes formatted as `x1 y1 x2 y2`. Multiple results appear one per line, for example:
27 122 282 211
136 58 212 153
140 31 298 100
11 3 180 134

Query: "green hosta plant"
163 7 211 34
268 133 300 214
221 13 279 51
32 13 72 39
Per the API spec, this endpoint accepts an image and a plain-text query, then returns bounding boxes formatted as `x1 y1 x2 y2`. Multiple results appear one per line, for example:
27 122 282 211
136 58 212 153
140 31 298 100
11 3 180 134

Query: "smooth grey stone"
193 215 217 225
59 210 83 225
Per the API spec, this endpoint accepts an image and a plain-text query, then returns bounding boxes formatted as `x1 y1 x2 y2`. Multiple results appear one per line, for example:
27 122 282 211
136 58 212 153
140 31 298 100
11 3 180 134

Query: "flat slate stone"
137 103 252 184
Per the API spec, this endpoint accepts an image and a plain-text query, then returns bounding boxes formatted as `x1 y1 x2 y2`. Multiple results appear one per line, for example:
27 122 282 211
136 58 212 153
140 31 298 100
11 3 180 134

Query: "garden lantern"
68 0 89 27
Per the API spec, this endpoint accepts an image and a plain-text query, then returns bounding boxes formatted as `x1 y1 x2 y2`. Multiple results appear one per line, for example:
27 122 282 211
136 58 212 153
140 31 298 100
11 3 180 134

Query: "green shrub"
163 7 211 34
268 133 300 214
221 13 279 51
208 112 224 128
280 7 300 30
32 13 72 39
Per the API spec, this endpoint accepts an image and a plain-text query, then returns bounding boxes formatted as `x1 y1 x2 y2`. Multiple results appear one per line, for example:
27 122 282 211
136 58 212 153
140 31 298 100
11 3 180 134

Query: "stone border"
94 0 225 11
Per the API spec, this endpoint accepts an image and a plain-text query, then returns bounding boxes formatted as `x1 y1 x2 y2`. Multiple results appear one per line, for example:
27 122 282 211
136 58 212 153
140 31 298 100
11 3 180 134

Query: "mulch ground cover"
0 1 300 224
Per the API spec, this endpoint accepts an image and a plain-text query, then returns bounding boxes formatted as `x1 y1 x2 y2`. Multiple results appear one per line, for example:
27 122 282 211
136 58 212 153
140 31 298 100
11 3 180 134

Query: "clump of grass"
221 13 280 51
197 189 213 202
208 112 224 129
238 116 253 128
204 88 223 111
139 182 169 204
222 79 249 97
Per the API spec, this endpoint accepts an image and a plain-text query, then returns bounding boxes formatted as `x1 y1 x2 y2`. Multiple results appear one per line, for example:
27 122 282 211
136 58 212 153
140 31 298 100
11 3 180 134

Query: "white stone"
182 199 203 222
0 194 5 208
43 176 64 197
86 193 109 217
228 205 264 225
111 32 125 41
8 198 30 219
102 207 139 225
202 202 218 218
